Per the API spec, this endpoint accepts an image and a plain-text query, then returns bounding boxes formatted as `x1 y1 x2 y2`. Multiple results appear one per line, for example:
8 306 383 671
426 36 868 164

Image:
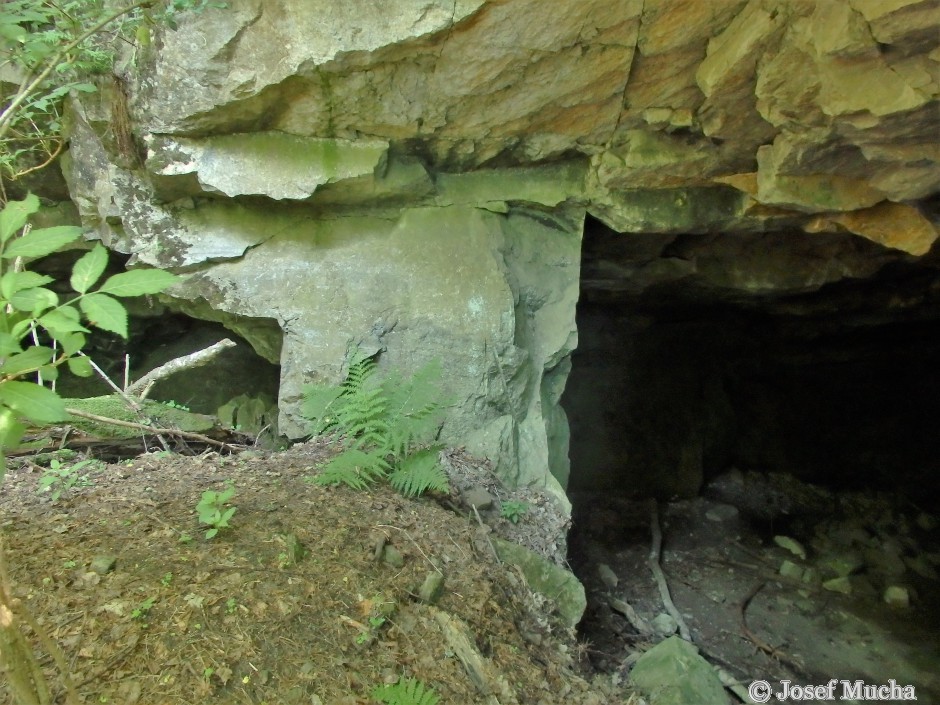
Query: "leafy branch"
0 0 226 187
0 193 179 472
0 1 151 142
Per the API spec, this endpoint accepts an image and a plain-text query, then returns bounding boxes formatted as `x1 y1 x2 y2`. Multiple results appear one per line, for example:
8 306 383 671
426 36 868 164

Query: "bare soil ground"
0 442 629 705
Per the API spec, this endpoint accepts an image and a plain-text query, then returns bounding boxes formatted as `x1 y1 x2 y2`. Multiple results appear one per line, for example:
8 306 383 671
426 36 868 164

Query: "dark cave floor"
569 481 940 704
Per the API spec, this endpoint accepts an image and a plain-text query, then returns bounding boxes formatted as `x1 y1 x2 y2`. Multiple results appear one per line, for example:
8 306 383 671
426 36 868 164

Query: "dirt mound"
0 442 629 704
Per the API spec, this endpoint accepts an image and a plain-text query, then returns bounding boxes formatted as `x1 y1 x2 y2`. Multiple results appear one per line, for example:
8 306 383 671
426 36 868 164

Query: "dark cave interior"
32 247 281 420
562 217 940 690
563 216 940 505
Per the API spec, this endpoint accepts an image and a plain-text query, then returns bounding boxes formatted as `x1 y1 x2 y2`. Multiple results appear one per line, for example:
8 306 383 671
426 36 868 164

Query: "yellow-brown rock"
131 0 939 232
804 201 939 255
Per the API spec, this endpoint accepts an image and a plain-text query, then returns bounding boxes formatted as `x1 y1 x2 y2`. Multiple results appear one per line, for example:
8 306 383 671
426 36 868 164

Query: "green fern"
382 360 445 458
311 355 389 444
302 353 449 498
300 383 344 435
389 448 449 498
315 447 390 490
372 677 440 705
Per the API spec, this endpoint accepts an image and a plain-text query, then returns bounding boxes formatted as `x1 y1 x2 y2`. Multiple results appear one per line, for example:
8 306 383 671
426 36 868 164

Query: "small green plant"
62 559 76 569
356 615 388 645
500 500 529 524
372 677 440 705
302 353 449 498
179 531 193 544
196 483 237 539
37 457 98 502
162 400 190 412
131 596 155 621
225 597 237 615
161 572 173 587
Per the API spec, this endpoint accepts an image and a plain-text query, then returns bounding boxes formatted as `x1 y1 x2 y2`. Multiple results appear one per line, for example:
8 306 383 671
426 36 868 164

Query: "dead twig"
78 352 170 451
126 339 236 397
375 524 442 574
470 504 501 564
647 499 692 642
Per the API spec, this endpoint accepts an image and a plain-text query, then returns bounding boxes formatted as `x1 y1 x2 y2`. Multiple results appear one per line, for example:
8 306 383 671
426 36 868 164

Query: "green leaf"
0 380 67 423
3 225 82 259
66 355 93 377
10 319 34 340
10 287 58 314
0 406 26 473
0 333 22 358
0 270 54 300
98 269 179 297
0 24 28 43
70 243 108 294
0 346 55 376
219 506 237 526
0 194 39 243
56 331 87 356
79 293 127 337
39 307 89 338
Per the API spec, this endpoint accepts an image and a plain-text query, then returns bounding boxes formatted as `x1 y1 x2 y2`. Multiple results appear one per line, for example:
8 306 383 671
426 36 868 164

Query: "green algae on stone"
630 636 727 705
492 537 585 629
66 396 216 438
150 132 389 200
590 186 744 233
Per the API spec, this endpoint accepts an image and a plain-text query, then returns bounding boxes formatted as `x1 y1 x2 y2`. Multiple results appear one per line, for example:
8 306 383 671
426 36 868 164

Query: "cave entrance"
34 247 283 442
561 215 940 695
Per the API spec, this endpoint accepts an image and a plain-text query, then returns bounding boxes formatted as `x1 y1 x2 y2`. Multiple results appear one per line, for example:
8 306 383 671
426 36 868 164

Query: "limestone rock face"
132 0 939 235
60 0 939 500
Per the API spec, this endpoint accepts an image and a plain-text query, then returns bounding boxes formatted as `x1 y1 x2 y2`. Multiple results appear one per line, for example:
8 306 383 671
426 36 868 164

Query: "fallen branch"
78 352 170 452
126 339 236 397
715 666 754 704
64 408 236 451
647 499 692 642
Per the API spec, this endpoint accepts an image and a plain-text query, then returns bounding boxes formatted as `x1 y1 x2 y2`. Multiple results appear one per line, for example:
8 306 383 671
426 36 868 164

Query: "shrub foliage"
0 194 178 472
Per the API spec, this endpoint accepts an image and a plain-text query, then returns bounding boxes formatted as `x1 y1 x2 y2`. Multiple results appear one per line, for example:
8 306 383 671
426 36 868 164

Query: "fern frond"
313 448 389 490
389 448 449 498
381 360 444 456
383 360 443 422
302 351 449 500
343 353 377 391
372 677 440 705
301 383 344 434
332 365 388 445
